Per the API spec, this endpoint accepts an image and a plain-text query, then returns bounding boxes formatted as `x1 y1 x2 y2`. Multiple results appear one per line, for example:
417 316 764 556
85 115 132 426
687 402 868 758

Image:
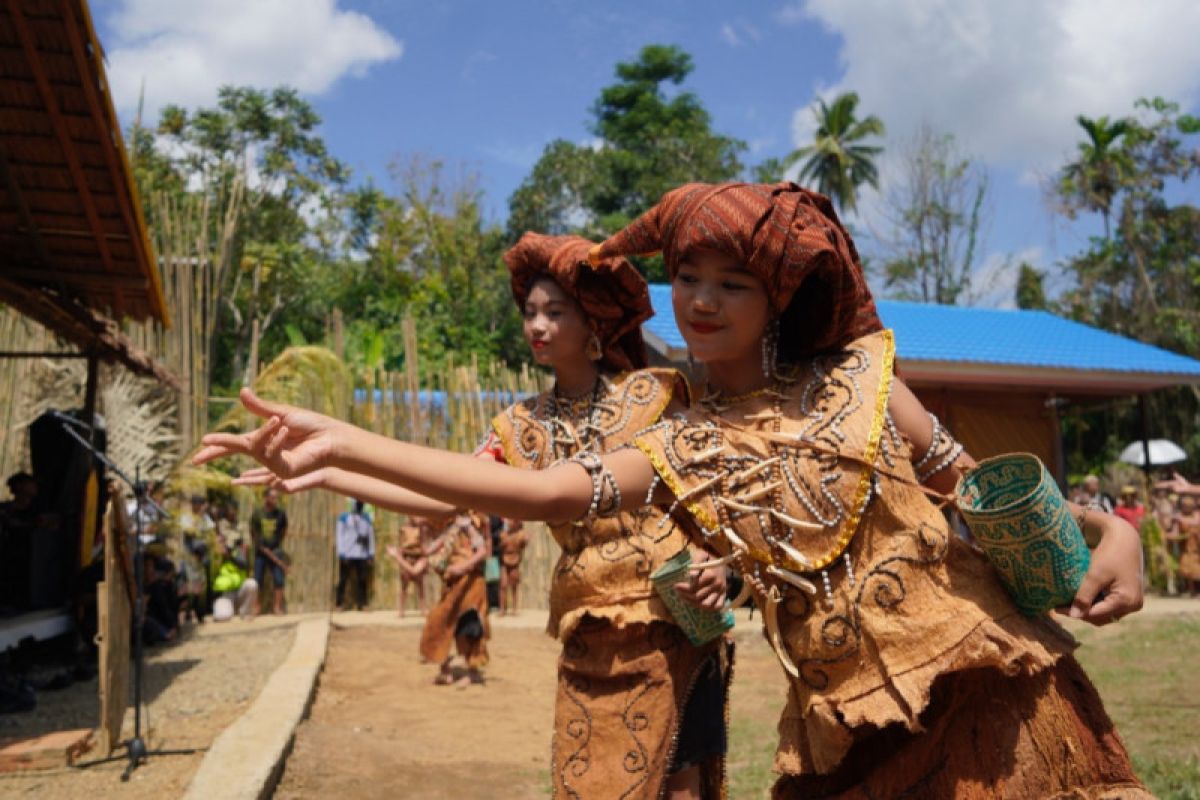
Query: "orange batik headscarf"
504 232 653 372
588 182 882 357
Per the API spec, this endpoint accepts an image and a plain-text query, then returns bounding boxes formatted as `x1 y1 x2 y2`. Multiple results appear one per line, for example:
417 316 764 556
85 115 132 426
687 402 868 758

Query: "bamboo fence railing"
200 318 555 613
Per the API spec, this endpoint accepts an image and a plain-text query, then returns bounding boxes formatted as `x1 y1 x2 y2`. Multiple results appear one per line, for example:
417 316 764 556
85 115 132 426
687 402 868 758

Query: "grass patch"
725 614 1200 798
1073 614 1200 799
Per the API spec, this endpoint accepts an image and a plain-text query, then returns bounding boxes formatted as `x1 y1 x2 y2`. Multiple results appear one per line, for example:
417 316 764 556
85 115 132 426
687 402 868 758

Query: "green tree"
1058 115 1134 239
1015 262 1047 310
339 157 523 371
1055 97 1200 468
879 127 988 304
784 91 884 212
509 44 745 265
140 86 350 389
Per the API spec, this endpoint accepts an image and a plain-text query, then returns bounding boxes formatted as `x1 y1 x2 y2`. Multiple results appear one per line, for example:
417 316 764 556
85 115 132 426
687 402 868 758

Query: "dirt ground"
0 617 296 799
275 613 787 800
280 600 1200 800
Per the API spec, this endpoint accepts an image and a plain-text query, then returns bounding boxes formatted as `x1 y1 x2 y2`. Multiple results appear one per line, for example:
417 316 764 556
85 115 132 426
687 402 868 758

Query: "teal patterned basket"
955 453 1091 617
650 549 736 645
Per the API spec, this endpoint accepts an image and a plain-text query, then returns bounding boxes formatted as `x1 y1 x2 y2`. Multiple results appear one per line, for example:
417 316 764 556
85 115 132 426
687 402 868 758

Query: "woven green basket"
650 549 735 645
955 453 1091 616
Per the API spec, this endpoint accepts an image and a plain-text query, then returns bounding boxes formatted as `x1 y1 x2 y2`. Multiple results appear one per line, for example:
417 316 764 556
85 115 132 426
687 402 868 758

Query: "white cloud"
720 19 762 48
103 0 402 119
971 247 1043 308
784 0 1200 170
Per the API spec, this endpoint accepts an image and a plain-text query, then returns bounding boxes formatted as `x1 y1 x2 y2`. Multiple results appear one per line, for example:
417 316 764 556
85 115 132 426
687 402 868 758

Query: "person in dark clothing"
141 554 179 644
251 489 289 615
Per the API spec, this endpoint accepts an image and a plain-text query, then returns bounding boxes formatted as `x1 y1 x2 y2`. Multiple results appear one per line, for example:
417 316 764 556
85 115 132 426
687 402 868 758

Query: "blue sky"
94 0 1200 307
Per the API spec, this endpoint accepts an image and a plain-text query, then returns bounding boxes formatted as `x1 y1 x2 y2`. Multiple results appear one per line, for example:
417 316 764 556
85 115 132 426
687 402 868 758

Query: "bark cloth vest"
491 368 693 639
634 330 1095 780
492 369 732 800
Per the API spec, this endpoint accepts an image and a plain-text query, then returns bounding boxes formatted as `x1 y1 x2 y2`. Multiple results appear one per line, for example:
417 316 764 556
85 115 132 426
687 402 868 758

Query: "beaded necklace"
699 366 861 608
548 375 606 459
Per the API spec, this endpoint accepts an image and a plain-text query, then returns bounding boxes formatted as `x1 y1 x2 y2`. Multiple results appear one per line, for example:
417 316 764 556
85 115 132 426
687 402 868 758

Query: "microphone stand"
54 415 198 779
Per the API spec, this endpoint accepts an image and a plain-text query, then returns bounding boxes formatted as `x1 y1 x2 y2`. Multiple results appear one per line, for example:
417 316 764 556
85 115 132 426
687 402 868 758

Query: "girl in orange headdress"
213 233 731 800
197 184 1147 799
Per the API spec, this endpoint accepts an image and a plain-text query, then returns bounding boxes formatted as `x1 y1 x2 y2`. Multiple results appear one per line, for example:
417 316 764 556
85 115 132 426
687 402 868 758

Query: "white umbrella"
1118 439 1188 467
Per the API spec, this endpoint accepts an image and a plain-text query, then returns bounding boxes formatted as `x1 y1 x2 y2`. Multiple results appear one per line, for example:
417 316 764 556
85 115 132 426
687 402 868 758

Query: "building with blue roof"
644 284 1200 479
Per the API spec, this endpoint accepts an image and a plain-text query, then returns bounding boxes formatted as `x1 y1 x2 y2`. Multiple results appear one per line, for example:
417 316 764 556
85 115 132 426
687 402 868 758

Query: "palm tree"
1060 115 1133 239
784 91 885 213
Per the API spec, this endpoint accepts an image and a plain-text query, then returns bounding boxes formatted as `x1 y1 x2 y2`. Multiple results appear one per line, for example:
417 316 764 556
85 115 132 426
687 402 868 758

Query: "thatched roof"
0 0 175 384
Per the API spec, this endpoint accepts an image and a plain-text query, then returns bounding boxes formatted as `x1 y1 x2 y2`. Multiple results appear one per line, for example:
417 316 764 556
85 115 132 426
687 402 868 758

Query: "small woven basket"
650 549 735 645
955 453 1091 616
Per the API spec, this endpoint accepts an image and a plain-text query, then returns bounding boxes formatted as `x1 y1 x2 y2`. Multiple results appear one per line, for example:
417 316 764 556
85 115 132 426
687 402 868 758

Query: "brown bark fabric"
588 181 882 355
492 368 692 640
772 657 1150 800
552 618 730 800
398 524 424 558
419 529 490 668
505 232 652 372
493 367 732 799
1177 515 1200 580
634 330 1146 797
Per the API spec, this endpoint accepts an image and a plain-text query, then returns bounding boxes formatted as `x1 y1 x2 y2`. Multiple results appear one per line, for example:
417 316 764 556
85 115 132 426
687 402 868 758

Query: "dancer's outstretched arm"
193 388 658 524
237 465 458 518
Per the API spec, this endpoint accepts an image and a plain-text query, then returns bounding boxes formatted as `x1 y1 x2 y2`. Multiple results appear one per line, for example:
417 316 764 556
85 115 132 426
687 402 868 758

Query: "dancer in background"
420 513 488 685
387 515 433 616
497 518 527 616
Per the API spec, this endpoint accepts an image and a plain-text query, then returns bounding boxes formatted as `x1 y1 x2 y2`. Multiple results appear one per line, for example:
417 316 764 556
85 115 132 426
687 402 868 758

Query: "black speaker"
17 410 109 609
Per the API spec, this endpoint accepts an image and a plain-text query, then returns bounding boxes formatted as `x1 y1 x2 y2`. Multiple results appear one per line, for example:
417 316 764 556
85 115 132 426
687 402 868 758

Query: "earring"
762 317 779 378
586 334 603 361
686 349 697 372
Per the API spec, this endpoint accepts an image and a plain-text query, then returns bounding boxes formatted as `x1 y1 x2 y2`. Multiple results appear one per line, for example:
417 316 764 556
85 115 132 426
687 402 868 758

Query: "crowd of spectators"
1069 471 1200 597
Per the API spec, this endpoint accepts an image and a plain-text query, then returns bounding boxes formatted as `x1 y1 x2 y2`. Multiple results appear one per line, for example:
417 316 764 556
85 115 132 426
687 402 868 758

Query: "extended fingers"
276 470 326 493
240 387 294 421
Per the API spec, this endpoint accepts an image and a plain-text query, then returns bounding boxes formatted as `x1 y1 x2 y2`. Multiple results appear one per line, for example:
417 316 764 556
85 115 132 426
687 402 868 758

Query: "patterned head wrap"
588 182 882 355
505 232 651 372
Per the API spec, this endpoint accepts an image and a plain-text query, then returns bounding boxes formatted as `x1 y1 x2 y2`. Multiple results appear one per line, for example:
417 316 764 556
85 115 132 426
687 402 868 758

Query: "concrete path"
182 616 330 800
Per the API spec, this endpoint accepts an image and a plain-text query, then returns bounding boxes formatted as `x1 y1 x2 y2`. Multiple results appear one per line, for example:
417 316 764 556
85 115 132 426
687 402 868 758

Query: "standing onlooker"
335 499 374 611
126 481 167 544
212 504 258 621
251 488 289 615
498 519 529 616
484 515 503 611
387 515 432 617
1081 475 1115 513
1114 486 1146 529
1169 495 1200 597
176 494 216 623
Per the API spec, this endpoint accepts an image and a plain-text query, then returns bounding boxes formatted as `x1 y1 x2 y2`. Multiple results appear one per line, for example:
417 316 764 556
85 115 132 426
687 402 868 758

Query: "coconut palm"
784 91 885 213
1060 114 1133 239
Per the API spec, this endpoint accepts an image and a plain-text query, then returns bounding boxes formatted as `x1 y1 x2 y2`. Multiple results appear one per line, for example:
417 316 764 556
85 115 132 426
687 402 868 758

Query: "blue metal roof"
645 284 1200 377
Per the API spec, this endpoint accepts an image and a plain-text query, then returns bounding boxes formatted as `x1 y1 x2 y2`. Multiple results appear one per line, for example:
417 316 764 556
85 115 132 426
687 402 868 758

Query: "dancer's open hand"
192 388 343 478
1056 510 1144 626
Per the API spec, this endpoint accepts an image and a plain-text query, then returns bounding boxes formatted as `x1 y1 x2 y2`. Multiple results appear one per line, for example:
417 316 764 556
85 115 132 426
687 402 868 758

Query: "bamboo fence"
348 318 555 613
198 318 557 614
